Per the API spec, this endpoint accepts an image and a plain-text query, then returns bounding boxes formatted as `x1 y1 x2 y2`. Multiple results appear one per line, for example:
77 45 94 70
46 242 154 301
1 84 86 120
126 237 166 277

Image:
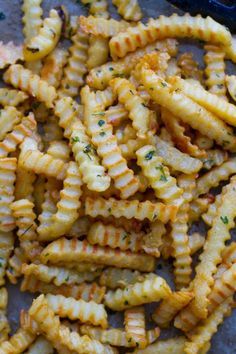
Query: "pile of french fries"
0 0 236 353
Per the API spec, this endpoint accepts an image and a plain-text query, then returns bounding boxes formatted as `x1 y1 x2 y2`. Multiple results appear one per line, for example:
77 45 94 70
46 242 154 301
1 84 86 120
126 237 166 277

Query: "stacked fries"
0 0 236 353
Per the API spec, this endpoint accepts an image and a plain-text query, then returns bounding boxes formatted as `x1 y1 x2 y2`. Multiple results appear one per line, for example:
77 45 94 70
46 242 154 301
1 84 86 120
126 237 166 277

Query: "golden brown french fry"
175 176 236 329
40 238 156 272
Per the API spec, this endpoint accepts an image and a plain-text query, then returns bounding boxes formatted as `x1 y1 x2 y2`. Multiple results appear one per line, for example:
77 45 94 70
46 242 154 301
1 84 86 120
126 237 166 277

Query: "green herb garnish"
83 144 93 160
145 150 155 160
220 216 229 224
156 165 167 182
161 81 167 87
98 119 105 126
71 136 80 143
122 233 128 240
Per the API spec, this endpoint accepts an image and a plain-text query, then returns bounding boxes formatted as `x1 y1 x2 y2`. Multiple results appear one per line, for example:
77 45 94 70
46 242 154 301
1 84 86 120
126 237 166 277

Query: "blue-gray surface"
2 1 236 353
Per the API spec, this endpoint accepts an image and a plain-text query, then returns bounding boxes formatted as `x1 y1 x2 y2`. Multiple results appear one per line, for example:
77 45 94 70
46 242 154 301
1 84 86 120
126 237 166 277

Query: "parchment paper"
1 1 235 353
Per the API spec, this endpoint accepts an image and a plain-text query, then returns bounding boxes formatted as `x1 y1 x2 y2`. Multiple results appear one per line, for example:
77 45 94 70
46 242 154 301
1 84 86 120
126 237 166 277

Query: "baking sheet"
1 1 235 353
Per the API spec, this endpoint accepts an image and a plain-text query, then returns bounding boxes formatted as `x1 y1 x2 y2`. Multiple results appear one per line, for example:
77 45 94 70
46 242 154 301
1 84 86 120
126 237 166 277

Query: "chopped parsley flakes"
98 119 105 127
71 136 80 143
220 216 229 224
156 165 167 182
145 150 155 160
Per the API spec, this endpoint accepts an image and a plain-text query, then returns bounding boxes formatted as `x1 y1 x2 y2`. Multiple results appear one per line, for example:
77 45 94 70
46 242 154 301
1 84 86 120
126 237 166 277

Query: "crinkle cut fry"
0 106 22 141
0 114 37 159
58 28 89 98
161 108 205 158
0 41 23 70
18 138 67 180
29 294 117 354
170 76 236 126
54 97 110 192
40 238 156 272
113 0 142 21
80 325 134 347
184 297 233 354
200 148 228 171
95 87 116 109
39 161 83 240
86 0 109 19
154 136 203 174
87 36 109 70
175 176 236 328
21 275 106 303
86 39 178 90
46 140 71 162
87 222 143 252
85 196 177 223
136 145 183 207
45 294 108 328
7 246 27 284
194 158 236 199
109 78 152 139
152 291 193 328
37 177 61 240
79 16 130 37
104 275 171 311
22 0 43 41
0 328 36 354
0 158 17 232
20 311 71 354
10 199 37 241
23 9 62 62
41 48 68 88
0 232 14 286
207 262 236 314
109 13 231 59
124 306 147 349
139 66 236 151
3 64 57 109
0 88 28 106
204 44 227 99
21 263 101 286
171 174 196 289
80 324 160 348
81 86 139 199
